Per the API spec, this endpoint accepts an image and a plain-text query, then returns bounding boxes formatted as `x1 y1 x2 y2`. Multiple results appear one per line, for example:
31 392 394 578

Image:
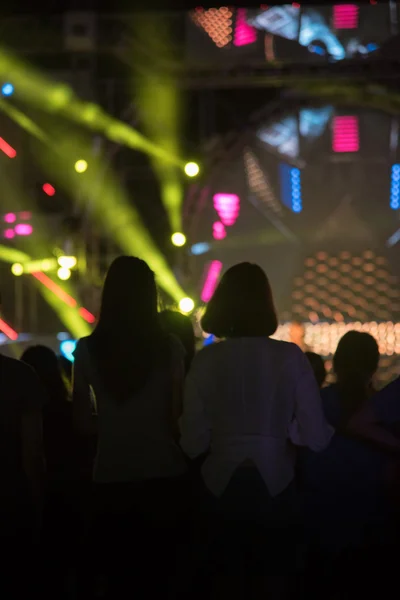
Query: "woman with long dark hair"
73 256 187 597
180 262 333 597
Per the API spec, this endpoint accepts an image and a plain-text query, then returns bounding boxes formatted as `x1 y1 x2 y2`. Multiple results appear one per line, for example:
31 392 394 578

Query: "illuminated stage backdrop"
185 102 400 385
187 4 396 66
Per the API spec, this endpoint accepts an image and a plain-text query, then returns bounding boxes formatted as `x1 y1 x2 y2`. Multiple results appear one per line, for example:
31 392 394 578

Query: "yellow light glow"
11 263 23 276
57 267 71 281
179 297 195 314
171 232 186 247
74 159 88 174
184 162 200 177
58 255 77 269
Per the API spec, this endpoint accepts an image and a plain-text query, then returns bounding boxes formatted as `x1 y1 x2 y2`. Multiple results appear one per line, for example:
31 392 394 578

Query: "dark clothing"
190 467 300 599
0 354 43 598
81 475 190 599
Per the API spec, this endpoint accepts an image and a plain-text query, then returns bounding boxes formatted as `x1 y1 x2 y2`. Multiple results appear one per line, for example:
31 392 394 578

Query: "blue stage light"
60 339 77 363
390 164 400 210
280 163 303 213
191 242 210 256
1 83 14 96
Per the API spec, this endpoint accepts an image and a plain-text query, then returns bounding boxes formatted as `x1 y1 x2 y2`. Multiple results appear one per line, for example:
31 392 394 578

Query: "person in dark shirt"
0 352 45 597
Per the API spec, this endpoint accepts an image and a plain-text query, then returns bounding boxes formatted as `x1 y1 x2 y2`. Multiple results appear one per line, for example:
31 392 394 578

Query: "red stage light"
0 137 17 158
0 318 18 340
79 307 96 324
42 183 56 196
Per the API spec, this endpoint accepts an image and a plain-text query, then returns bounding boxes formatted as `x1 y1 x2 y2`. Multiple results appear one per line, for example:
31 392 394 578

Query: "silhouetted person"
0 349 45 597
73 256 187 598
180 262 333 598
300 332 388 598
322 331 380 428
305 352 327 389
159 309 196 374
21 345 78 598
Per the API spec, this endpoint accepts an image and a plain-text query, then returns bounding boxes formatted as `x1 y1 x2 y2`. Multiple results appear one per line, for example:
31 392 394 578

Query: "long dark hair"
333 331 380 426
202 262 278 338
88 256 168 402
21 345 68 404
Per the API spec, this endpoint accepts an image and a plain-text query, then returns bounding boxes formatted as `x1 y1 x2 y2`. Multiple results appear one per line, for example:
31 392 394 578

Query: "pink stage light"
19 211 32 220
79 307 96 324
213 221 226 240
4 213 16 223
14 224 33 236
333 5 359 30
332 116 359 153
0 137 17 158
42 183 56 197
234 9 257 46
4 229 15 239
201 260 223 303
213 193 240 226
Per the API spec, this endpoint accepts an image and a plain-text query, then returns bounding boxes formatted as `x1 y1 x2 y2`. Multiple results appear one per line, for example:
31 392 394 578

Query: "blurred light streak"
79 307 96 324
201 260 223 303
0 318 18 340
32 272 77 307
0 48 183 168
0 136 16 158
132 14 184 231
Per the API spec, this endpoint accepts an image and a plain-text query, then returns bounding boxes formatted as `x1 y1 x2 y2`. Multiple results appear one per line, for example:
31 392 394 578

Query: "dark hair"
333 331 380 425
159 310 195 374
21 345 68 404
305 352 326 389
201 262 278 338
88 256 169 402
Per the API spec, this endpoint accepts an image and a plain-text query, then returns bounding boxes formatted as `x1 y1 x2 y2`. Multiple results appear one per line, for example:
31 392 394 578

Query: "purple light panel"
213 221 227 240
234 9 257 46
4 228 15 239
332 116 359 153
213 193 240 226
333 5 359 29
14 223 33 236
201 260 223 303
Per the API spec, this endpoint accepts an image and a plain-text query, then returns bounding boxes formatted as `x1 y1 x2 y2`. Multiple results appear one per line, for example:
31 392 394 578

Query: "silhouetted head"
89 256 168 401
159 310 195 373
21 345 68 404
97 256 159 334
333 331 380 424
334 331 380 385
305 351 326 389
202 262 278 338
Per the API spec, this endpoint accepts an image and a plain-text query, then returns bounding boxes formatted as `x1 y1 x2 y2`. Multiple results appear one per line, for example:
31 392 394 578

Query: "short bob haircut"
201 262 278 338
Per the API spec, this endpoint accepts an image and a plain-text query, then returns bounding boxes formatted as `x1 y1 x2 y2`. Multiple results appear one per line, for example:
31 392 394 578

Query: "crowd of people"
1 256 399 599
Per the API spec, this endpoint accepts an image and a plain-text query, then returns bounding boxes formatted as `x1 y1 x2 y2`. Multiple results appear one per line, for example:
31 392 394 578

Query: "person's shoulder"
2 354 37 378
267 338 306 360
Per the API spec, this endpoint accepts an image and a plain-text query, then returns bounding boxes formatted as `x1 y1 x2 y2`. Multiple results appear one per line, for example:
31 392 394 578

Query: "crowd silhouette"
0 257 399 599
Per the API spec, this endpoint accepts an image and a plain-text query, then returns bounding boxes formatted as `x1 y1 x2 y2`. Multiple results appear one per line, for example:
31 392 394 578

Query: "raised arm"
289 350 334 451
